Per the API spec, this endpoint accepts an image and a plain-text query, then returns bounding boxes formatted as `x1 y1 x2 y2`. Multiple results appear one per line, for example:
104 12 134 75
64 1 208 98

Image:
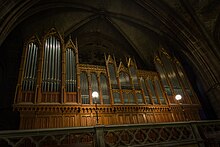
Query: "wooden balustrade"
0 120 219 147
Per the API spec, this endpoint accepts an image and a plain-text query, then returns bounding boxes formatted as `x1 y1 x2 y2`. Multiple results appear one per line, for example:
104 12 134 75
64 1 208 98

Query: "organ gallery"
13 28 201 129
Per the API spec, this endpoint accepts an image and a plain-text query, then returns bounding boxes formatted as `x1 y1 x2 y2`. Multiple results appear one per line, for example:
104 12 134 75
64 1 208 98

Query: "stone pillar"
95 125 105 147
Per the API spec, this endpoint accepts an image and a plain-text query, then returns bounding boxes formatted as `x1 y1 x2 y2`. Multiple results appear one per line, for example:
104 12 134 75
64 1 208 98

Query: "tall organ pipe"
27 43 32 90
48 37 52 91
31 44 37 90
42 36 61 92
29 44 35 90
55 40 60 91
43 39 48 91
57 39 61 91
51 37 55 92
66 48 76 92
72 51 76 92
68 50 71 91
68 49 71 91
30 44 34 89
69 50 73 91
27 43 33 90
66 50 69 92
22 42 38 91
42 40 46 91
23 44 30 91
54 39 58 92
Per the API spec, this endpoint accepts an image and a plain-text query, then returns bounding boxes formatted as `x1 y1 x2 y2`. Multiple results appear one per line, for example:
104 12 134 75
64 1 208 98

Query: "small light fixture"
92 91 99 99
92 91 99 125
175 94 182 101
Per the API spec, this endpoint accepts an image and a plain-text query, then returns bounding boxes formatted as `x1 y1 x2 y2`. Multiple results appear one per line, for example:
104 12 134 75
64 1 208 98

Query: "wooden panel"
118 115 123 124
162 113 169 122
138 114 145 123
49 117 56 128
41 92 61 103
131 114 138 124
154 113 160 122
102 115 113 125
21 91 35 103
173 113 179 121
66 92 77 103
160 113 165 122
22 116 34 129
17 106 201 129
65 116 71 127
37 117 49 128
81 116 87 126
164 113 171 122
146 113 155 123
81 115 94 126
124 115 130 124
87 115 94 126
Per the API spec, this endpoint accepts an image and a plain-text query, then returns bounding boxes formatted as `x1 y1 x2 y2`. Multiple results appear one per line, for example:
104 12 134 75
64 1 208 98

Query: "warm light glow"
92 91 99 98
175 94 182 100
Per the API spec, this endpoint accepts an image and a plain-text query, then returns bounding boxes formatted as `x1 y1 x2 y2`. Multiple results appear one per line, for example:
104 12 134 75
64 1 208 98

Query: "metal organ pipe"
70 50 73 92
66 49 68 92
57 40 61 92
69 50 72 92
69 49 71 91
43 37 49 92
27 43 33 91
66 48 76 92
30 43 36 90
30 43 35 90
54 39 58 92
53 38 56 92
73 51 76 92
26 43 31 90
42 36 61 92
22 42 38 91
31 44 37 90
50 37 54 92
42 40 47 91
47 37 52 91
30 43 34 90
67 49 69 92
56 39 60 92
44 39 48 91
23 44 30 91
52 37 56 92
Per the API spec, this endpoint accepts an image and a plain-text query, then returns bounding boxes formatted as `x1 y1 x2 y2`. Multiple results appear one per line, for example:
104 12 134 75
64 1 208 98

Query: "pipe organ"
14 28 201 129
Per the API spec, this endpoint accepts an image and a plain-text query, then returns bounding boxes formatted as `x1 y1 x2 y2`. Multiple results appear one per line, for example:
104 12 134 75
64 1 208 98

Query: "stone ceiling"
0 0 219 69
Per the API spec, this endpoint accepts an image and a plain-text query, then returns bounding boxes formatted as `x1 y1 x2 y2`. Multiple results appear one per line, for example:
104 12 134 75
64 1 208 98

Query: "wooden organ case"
14 28 201 129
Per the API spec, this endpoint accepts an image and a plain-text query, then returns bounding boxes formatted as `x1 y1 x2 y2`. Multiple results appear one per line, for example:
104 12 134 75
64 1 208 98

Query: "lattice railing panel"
1 121 220 147
196 121 220 146
0 129 95 147
104 124 194 147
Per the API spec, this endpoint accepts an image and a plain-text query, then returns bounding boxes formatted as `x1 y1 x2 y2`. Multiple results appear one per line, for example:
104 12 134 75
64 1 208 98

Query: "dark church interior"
0 0 220 146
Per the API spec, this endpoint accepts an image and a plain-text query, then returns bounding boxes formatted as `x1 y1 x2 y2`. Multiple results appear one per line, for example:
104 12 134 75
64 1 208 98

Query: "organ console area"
13 28 201 129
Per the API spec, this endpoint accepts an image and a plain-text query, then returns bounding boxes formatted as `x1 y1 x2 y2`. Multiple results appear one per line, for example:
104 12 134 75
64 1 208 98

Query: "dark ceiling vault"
0 0 220 123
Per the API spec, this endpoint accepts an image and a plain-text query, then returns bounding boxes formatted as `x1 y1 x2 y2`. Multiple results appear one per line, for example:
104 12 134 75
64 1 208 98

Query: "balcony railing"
0 120 219 147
